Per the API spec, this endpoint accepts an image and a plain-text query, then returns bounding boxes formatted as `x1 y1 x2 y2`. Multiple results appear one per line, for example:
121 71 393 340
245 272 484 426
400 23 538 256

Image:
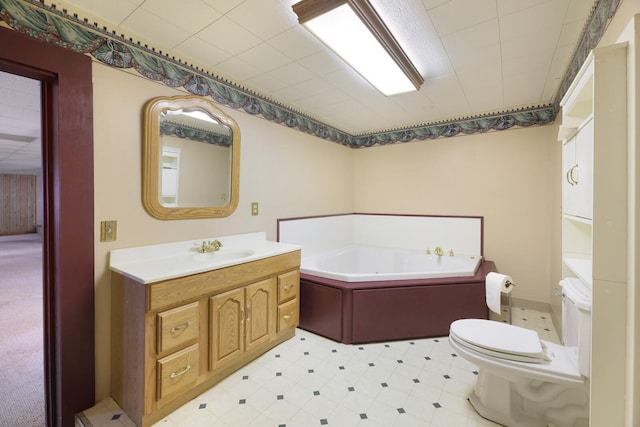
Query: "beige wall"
353 125 561 305
92 64 354 399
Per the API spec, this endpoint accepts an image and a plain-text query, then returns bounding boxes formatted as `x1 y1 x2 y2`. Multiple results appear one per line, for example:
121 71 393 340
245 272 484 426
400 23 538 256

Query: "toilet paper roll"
485 272 514 315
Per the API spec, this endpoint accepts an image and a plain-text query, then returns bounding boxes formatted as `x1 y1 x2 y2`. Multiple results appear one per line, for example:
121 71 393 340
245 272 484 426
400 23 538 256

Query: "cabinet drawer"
157 344 199 401
277 298 299 333
157 302 199 354
277 270 299 304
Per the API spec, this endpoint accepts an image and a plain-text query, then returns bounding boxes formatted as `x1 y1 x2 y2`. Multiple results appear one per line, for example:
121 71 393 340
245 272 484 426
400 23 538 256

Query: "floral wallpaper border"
0 0 620 148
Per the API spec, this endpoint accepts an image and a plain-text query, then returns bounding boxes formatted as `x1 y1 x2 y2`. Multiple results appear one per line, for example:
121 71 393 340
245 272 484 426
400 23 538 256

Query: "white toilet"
449 277 592 427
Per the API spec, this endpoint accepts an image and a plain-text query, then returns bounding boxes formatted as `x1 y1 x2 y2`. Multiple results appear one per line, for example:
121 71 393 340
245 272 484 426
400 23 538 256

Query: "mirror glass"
143 95 240 219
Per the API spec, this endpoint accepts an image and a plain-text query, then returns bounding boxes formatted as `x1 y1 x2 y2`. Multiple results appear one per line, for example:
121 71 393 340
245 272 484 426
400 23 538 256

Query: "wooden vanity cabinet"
111 250 300 427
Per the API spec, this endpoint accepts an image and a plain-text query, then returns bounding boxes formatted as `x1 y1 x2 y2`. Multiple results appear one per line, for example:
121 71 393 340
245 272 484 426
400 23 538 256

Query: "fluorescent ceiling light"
292 0 423 96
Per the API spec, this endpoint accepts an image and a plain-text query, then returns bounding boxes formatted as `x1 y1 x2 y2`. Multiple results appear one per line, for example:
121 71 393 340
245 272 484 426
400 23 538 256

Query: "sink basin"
192 249 255 262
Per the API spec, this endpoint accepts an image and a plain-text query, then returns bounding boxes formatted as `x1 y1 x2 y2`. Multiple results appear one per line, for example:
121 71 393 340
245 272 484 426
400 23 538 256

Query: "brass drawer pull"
283 314 292 321
170 322 191 333
170 364 192 379
283 284 294 292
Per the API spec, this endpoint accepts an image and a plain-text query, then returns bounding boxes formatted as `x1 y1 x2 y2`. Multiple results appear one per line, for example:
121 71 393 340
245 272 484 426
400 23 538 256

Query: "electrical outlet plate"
100 220 117 242
251 202 259 216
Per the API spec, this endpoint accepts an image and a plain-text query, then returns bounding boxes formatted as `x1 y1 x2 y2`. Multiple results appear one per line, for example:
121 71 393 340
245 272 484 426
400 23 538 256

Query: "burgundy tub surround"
299 260 492 344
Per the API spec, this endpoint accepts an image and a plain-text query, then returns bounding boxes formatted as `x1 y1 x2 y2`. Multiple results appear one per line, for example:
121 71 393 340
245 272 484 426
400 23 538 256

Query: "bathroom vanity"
109 233 301 427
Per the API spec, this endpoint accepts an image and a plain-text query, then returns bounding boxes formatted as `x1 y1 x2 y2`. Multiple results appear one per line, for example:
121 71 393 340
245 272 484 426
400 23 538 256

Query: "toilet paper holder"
505 280 516 324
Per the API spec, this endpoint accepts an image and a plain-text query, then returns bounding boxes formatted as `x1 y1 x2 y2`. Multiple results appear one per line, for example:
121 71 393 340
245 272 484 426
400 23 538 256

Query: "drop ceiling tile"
458 68 503 113
268 27 322 61
503 72 546 106
499 1 567 47
428 0 497 36
298 86 352 108
291 78 338 100
421 0 451 11
556 19 587 49
58 0 142 26
297 51 344 77
172 37 232 68
236 43 292 75
200 0 245 15
496 0 560 17
226 0 298 40
268 62 316 86
244 74 290 95
213 56 262 82
441 20 500 70
140 0 220 34
422 75 471 119
197 17 262 56
502 51 551 80
120 7 191 49
565 0 594 23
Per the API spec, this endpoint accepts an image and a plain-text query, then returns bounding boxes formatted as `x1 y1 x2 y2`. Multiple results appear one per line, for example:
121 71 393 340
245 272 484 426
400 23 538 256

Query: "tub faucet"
434 246 444 256
199 240 222 253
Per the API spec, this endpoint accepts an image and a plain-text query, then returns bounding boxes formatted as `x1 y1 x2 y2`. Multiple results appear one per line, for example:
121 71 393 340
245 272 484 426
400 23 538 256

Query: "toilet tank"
560 277 592 378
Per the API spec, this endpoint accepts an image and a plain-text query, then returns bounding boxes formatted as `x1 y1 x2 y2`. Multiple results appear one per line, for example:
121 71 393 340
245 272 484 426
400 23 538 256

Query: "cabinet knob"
283 284 293 292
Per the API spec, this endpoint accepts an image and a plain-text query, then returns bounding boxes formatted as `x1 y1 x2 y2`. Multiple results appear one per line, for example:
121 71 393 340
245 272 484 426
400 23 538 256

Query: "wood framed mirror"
143 95 240 219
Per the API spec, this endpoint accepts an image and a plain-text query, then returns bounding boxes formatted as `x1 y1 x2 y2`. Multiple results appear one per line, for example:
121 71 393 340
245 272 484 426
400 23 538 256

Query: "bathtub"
301 245 482 282
279 213 491 344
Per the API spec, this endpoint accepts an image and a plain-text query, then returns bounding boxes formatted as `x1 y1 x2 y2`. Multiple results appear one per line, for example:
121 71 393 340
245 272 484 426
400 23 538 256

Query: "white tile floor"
78 306 560 427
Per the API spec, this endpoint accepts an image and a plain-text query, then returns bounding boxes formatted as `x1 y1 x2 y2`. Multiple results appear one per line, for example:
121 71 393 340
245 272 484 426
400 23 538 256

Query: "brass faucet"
434 246 444 256
199 240 223 253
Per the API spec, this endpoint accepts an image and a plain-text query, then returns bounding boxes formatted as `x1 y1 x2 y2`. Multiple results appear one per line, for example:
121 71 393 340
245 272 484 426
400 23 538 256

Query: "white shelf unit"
559 42 628 425
559 43 627 288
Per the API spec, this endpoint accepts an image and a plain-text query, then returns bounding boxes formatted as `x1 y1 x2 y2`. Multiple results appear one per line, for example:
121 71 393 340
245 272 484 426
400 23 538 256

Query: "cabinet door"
245 279 276 353
574 119 593 219
209 288 245 371
562 136 578 216
562 118 593 220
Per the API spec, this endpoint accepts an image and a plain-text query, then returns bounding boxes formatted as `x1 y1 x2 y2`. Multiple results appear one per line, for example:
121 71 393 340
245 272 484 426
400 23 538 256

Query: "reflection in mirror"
143 96 240 219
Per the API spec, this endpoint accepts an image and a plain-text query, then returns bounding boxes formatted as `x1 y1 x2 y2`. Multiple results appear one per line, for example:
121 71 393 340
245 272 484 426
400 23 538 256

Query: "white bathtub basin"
301 245 482 282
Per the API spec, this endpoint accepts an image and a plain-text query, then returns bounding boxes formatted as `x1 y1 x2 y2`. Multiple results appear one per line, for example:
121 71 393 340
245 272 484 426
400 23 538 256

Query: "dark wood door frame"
0 27 95 426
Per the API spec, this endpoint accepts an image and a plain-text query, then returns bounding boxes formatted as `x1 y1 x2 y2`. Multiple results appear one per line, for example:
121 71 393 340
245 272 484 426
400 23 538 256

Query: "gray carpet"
0 233 45 426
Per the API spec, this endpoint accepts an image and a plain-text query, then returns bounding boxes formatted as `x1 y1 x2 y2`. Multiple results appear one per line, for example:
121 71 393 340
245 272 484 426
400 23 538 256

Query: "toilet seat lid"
450 319 546 362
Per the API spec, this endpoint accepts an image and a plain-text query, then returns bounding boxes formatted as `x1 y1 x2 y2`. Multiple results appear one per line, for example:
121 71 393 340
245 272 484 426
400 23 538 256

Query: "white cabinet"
559 43 627 287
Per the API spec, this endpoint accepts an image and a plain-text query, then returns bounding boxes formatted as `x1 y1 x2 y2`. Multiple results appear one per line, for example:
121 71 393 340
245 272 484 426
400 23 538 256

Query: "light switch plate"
100 220 117 242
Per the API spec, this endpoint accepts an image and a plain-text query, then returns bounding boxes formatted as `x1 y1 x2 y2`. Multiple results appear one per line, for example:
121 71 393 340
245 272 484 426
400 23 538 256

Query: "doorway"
0 26 95 427
0 70 45 425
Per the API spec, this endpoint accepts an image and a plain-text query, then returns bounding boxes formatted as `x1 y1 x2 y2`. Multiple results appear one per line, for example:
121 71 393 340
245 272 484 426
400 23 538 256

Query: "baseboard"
500 295 551 313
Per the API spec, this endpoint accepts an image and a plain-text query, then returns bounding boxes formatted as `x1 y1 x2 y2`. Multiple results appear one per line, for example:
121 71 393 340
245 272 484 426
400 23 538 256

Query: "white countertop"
109 232 301 284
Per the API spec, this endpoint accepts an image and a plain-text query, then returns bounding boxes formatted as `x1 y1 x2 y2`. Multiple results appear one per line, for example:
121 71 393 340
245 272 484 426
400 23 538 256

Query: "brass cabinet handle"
566 164 579 186
246 304 251 321
283 314 292 321
566 168 573 185
569 164 578 185
170 364 191 379
283 284 293 292
170 322 191 333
